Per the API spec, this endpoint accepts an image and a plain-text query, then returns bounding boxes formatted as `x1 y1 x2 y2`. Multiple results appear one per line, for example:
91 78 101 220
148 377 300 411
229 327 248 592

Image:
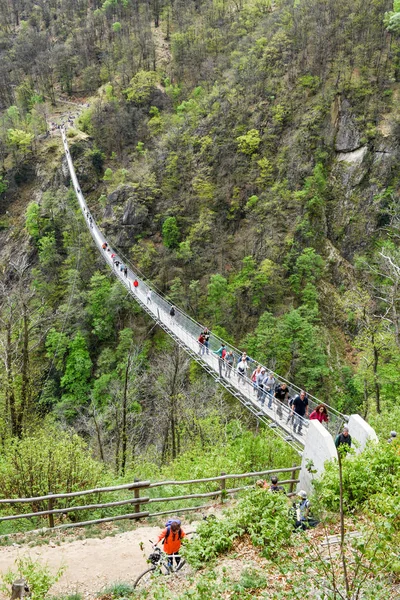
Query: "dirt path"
0 527 162 599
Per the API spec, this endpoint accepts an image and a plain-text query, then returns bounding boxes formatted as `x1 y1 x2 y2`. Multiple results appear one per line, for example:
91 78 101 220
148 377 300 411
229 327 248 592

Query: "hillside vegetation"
0 0 399 548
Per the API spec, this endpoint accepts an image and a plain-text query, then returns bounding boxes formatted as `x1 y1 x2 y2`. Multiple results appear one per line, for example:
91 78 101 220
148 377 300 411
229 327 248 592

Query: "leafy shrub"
1 557 64 600
315 440 400 512
162 216 180 249
0 427 104 507
236 129 261 155
183 488 292 568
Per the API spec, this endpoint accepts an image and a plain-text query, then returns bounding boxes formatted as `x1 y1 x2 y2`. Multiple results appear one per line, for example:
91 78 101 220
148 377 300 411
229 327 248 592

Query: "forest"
0 0 399 517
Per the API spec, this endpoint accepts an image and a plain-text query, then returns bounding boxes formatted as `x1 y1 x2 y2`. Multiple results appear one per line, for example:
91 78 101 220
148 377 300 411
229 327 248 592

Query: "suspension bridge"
61 129 346 454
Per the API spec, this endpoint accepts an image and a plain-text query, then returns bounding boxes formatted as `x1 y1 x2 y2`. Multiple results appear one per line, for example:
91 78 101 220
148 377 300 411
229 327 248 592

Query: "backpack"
163 519 182 542
221 348 227 359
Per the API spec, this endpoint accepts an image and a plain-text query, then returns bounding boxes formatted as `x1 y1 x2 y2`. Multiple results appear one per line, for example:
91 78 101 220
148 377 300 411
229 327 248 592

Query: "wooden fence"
0 465 300 536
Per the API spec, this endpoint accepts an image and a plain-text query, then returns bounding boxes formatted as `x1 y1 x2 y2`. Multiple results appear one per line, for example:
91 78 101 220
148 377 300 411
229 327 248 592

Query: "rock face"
103 185 149 246
334 98 362 152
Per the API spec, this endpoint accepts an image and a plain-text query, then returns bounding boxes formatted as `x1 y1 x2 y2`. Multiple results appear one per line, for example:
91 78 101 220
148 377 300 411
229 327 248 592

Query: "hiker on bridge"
251 365 262 392
256 368 267 405
237 356 247 384
274 383 289 419
309 404 329 424
201 328 210 354
225 351 234 378
214 344 227 378
291 391 309 435
198 332 206 355
264 372 276 409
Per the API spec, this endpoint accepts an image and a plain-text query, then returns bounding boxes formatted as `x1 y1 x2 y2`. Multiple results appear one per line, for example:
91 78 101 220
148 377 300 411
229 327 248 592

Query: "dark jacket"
335 433 352 448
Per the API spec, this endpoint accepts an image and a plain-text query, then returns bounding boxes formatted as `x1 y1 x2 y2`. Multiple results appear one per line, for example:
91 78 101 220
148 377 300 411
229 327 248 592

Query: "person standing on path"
156 519 186 568
133 279 139 292
146 289 152 304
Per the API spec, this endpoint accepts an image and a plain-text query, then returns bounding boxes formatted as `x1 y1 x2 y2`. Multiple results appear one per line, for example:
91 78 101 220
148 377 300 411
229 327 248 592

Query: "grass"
98 582 136 598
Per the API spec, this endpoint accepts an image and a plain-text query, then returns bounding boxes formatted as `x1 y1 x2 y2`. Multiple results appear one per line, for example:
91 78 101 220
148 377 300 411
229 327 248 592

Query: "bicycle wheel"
133 566 156 589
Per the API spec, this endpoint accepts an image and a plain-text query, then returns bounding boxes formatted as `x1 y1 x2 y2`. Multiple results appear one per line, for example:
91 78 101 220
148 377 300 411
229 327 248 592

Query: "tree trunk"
17 302 30 436
6 320 18 437
338 452 351 599
120 351 132 476
372 339 381 414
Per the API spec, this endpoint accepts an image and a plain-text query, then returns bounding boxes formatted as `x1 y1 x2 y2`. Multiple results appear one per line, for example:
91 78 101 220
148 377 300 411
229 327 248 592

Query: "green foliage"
0 175 7 194
386 12 400 33
100 583 135 598
1 557 64 600
246 309 329 391
183 489 292 568
0 427 103 503
7 128 34 154
77 109 93 134
315 440 400 512
162 216 180 249
236 129 261 155
38 234 58 267
103 167 113 181
60 331 92 410
25 202 42 240
124 70 158 105
89 147 105 173
86 273 115 340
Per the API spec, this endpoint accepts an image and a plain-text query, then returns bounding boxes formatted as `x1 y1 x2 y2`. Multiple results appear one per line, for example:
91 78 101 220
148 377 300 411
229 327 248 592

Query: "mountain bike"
133 544 186 590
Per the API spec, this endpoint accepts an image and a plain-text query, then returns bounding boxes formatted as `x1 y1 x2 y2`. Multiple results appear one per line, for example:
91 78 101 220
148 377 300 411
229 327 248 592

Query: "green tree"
86 273 115 341
0 176 7 195
61 332 92 411
236 129 261 155
124 70 158 105
162 216 180 249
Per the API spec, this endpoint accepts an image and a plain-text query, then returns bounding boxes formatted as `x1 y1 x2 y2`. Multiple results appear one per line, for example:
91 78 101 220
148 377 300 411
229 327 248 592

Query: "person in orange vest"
156 519 186 568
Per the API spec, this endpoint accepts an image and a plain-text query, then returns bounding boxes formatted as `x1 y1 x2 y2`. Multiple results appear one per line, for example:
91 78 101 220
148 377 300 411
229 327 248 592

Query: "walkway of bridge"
61 129 346 454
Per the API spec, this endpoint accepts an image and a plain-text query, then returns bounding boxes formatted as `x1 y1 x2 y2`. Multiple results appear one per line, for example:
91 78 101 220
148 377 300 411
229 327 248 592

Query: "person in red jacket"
309 404 329 423
156 519 186 567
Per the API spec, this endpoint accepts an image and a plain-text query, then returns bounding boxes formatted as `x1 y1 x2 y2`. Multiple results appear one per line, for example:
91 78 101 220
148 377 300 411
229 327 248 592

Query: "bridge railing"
61 130 345 440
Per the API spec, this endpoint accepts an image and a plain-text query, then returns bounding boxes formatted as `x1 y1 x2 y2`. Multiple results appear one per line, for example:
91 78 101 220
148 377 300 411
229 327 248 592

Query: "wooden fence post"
289 464 298 494
220 472 226 503
134 479 141 518
48 494 54 528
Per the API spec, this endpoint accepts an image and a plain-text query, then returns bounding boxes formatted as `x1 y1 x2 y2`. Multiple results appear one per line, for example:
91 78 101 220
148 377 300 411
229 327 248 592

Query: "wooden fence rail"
0 466 300 536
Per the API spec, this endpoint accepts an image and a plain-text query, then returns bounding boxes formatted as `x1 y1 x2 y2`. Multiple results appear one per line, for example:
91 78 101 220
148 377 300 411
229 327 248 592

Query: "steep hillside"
0 0 400 475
